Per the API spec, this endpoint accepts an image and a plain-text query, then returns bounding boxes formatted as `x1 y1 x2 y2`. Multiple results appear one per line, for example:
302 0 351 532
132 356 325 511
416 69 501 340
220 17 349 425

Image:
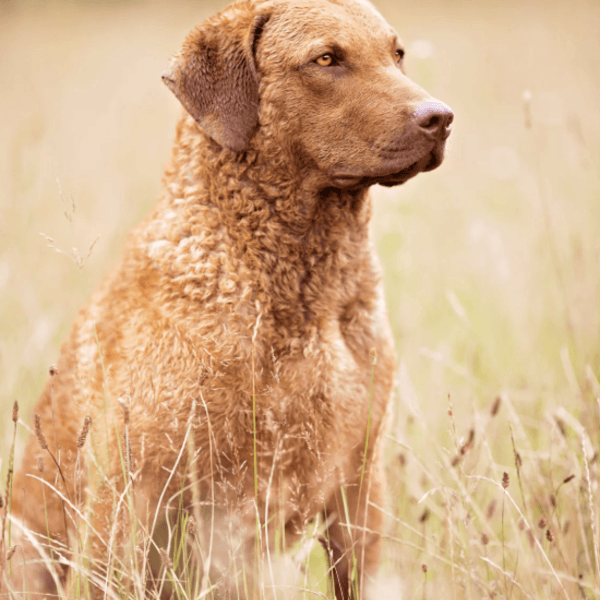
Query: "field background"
1 0 599 598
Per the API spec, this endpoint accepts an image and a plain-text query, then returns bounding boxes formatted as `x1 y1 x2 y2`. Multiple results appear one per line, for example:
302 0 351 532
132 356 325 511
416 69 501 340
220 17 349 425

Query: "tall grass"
1 0 599 597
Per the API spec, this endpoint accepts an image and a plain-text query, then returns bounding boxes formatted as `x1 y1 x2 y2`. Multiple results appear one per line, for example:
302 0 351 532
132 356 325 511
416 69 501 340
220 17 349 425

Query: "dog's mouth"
331 142 446 189
374 146 444 187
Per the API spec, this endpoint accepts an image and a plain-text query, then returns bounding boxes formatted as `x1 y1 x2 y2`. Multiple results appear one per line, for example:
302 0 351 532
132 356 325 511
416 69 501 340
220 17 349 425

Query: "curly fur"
6 0 451 597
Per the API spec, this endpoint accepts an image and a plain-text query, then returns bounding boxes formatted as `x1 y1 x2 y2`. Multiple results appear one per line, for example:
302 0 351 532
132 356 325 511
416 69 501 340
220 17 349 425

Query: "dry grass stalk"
75 416 92 514
33 410 73 541
118 398 133 482
123 431 132 480
509 423 528 518
39 232 100 270
3 400 20 561
582 435 600 584
501 470 510 596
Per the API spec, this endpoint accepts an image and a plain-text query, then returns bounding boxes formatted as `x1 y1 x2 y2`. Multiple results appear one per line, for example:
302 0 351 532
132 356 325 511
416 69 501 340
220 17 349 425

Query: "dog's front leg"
322 461 385 600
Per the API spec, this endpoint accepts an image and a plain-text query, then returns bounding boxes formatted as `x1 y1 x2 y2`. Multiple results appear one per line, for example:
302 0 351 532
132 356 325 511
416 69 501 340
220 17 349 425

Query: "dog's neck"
162 116 375 238
166 116 372 221
148 115 378 329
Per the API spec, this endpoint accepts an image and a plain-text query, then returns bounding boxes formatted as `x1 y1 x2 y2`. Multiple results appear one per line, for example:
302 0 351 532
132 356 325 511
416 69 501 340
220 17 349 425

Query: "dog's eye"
315 54 335 67
394 49 404 65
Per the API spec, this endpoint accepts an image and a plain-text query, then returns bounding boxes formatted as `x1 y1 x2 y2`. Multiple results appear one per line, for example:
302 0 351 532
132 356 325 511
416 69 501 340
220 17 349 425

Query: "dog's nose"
413 101 454 140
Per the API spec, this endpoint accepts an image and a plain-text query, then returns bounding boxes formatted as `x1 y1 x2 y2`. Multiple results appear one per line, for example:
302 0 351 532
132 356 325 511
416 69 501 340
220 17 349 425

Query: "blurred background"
1 0 599 596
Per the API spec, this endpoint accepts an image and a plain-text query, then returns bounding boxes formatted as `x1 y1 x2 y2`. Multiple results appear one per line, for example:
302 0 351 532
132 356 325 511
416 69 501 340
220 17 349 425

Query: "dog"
6 0 452 597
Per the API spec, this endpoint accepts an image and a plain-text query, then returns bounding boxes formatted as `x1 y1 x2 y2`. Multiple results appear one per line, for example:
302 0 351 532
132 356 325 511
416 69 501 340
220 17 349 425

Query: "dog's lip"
420 144 445 173
330 174 365 187
331 145 445 189
331 162 419 188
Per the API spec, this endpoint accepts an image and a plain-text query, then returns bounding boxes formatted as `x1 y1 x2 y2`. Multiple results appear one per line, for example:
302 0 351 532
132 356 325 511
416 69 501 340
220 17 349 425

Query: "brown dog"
6 0 452 597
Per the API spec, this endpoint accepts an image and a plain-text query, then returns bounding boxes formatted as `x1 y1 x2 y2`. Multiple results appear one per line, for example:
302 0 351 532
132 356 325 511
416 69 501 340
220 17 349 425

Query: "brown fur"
5 0 451 597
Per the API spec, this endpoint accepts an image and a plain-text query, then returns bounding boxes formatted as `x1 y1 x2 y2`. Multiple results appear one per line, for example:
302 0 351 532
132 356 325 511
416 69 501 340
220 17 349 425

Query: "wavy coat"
7 0 452 598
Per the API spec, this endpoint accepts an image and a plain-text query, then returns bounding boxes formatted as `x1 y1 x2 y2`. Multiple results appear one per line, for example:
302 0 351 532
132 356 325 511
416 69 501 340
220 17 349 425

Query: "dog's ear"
162 2 268 152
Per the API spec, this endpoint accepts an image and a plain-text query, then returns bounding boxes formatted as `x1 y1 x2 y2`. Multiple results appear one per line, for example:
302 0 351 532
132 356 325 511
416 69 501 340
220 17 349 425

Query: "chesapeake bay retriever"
6 0 452 597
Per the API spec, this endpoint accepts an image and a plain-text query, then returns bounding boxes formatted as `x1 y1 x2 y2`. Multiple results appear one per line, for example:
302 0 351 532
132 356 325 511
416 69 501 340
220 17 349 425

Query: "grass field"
1 0 599 597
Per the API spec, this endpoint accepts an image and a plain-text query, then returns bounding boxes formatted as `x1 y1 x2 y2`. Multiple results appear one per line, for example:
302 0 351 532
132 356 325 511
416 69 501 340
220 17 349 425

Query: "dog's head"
163 0 453 189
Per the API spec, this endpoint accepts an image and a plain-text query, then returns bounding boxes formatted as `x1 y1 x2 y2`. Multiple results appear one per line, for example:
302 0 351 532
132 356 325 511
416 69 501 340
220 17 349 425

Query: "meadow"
0 0 599 597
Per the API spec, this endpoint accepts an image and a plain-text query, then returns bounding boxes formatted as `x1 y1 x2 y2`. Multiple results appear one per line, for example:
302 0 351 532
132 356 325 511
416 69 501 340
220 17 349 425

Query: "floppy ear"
162 2 267 152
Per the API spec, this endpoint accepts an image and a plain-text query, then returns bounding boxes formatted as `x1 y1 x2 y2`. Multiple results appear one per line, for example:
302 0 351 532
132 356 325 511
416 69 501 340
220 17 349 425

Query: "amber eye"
315 54 334 67
395 49 404 64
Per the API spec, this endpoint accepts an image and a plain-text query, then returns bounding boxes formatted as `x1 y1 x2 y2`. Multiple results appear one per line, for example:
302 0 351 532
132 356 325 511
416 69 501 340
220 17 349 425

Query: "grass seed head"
481 532 489 545
421 563 428 573
158 547 172 570
77 415 92 449
546 528 554 542
34 414 49 450
514 451 522 467
491 396 502 416
369 347 377 365
460 429 475 456
12 401 18 423
187 516 197 535
118 397 130 425
502 472 510 489
37 456 44 473
6 546 17 561
123 431 132 475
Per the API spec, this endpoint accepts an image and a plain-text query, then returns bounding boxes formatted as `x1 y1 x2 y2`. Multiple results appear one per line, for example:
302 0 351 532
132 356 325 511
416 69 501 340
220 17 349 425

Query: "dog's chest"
253 319 371 449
